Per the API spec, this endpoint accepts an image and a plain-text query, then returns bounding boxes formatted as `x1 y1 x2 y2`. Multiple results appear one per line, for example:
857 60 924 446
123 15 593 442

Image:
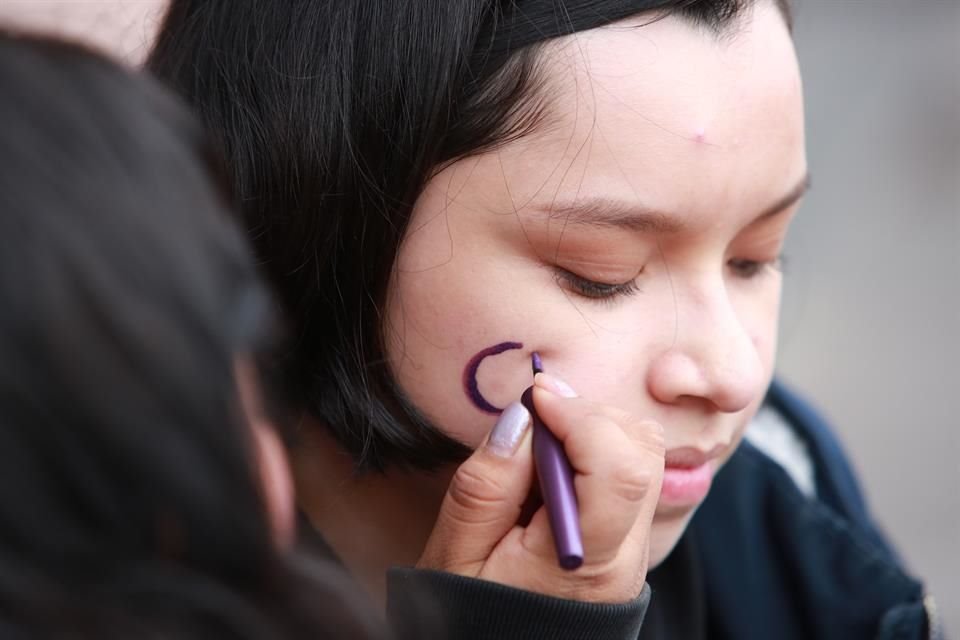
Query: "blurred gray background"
0 0 956 631
781 0 959 630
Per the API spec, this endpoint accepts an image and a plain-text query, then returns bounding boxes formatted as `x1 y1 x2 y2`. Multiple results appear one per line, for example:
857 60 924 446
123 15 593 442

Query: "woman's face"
385 2 806 566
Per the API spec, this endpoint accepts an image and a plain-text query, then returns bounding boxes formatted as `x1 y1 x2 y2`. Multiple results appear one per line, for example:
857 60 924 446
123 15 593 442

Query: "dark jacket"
383 380 940 639
689 379 938 640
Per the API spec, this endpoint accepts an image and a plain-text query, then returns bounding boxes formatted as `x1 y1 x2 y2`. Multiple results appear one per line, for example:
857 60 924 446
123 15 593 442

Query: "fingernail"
486 402 531 458
534 372 578 398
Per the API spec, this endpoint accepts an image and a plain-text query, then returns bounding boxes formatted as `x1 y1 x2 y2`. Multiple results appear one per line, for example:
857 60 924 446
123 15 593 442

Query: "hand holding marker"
418 351 666 603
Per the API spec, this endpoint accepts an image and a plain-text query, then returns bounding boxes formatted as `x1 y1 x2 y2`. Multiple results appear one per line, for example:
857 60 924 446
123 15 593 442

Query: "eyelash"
554 268 641 303
556 254 785 302
727 255 785 279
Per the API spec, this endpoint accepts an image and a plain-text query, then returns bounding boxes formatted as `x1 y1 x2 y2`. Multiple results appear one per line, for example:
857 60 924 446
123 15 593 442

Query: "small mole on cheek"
463 341 524 414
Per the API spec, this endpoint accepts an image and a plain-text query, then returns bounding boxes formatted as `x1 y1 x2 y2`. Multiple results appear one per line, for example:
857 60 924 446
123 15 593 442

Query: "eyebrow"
535 173 811 234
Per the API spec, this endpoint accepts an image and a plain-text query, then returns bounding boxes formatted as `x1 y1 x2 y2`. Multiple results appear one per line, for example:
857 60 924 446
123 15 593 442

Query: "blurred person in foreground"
0 31 385 639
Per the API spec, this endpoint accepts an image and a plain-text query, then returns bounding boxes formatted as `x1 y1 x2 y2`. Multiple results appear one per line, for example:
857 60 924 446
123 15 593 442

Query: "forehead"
505 2 805 218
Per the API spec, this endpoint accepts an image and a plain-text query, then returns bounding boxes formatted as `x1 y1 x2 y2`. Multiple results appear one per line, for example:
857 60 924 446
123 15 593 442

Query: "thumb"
418 402 535 574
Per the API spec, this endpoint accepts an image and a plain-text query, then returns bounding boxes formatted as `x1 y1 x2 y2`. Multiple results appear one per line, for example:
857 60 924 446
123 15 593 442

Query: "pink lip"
660 462 713 505
659 447 723 506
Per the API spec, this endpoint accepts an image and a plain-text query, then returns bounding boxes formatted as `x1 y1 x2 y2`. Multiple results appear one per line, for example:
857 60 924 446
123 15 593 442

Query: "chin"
647 507 698 569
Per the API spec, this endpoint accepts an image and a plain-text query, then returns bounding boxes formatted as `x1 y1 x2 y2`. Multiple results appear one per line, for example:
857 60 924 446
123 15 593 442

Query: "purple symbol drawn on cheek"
463 341 524 414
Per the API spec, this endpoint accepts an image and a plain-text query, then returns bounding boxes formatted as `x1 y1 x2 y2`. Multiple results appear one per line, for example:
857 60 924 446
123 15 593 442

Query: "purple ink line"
463 341 524 414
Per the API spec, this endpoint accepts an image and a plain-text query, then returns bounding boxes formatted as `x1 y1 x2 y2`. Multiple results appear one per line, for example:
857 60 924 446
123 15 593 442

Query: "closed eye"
727 256 783 279
554 267 641 303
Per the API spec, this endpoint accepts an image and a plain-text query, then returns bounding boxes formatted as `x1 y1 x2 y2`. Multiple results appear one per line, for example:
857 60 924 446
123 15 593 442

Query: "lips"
665 448 709 469
659 445 726 506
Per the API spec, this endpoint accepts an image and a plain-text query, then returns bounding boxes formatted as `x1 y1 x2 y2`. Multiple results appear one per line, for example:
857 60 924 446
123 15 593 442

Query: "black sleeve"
386 567 649 640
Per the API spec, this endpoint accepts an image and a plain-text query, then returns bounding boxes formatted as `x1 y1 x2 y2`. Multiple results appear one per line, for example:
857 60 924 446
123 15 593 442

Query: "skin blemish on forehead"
693 126 707 143
463 341 523 414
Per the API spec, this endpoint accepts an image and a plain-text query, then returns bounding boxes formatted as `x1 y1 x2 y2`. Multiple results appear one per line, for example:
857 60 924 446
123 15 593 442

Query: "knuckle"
599 404 634 424
610 463 655 504
562 554 644 602
564 414 620 463
580 412 620 437
628 418 666 456
446 464 506 517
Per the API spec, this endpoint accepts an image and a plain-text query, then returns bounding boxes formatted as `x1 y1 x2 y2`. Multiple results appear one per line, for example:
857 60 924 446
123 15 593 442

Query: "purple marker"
531 352 544 373
521 352 583 570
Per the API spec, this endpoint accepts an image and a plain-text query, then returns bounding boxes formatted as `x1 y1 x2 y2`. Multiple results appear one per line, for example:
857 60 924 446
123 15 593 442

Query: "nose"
646 286 766 414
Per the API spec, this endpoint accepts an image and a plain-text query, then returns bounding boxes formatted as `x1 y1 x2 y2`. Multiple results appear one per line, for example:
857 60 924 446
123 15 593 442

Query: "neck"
290 418 454 608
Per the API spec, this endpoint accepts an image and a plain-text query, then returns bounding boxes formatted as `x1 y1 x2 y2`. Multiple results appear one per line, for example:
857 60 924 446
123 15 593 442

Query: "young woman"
148 1 939 638
0 32 385 639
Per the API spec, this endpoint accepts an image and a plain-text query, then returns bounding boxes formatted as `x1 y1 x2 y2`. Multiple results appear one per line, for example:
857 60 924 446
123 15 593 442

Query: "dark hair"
147 0 792 472
0 32 385 639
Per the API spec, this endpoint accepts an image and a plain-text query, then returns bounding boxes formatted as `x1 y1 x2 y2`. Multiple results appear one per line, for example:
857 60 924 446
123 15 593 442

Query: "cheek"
384 256 634 445
746 279 783 374
729 271 783 377
384 201 542 445
728 277 784 438
385 274 525 445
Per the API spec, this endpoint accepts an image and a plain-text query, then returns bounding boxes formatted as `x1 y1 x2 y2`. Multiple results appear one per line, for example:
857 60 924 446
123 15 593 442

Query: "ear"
235 357 296 550
251 420 296 549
